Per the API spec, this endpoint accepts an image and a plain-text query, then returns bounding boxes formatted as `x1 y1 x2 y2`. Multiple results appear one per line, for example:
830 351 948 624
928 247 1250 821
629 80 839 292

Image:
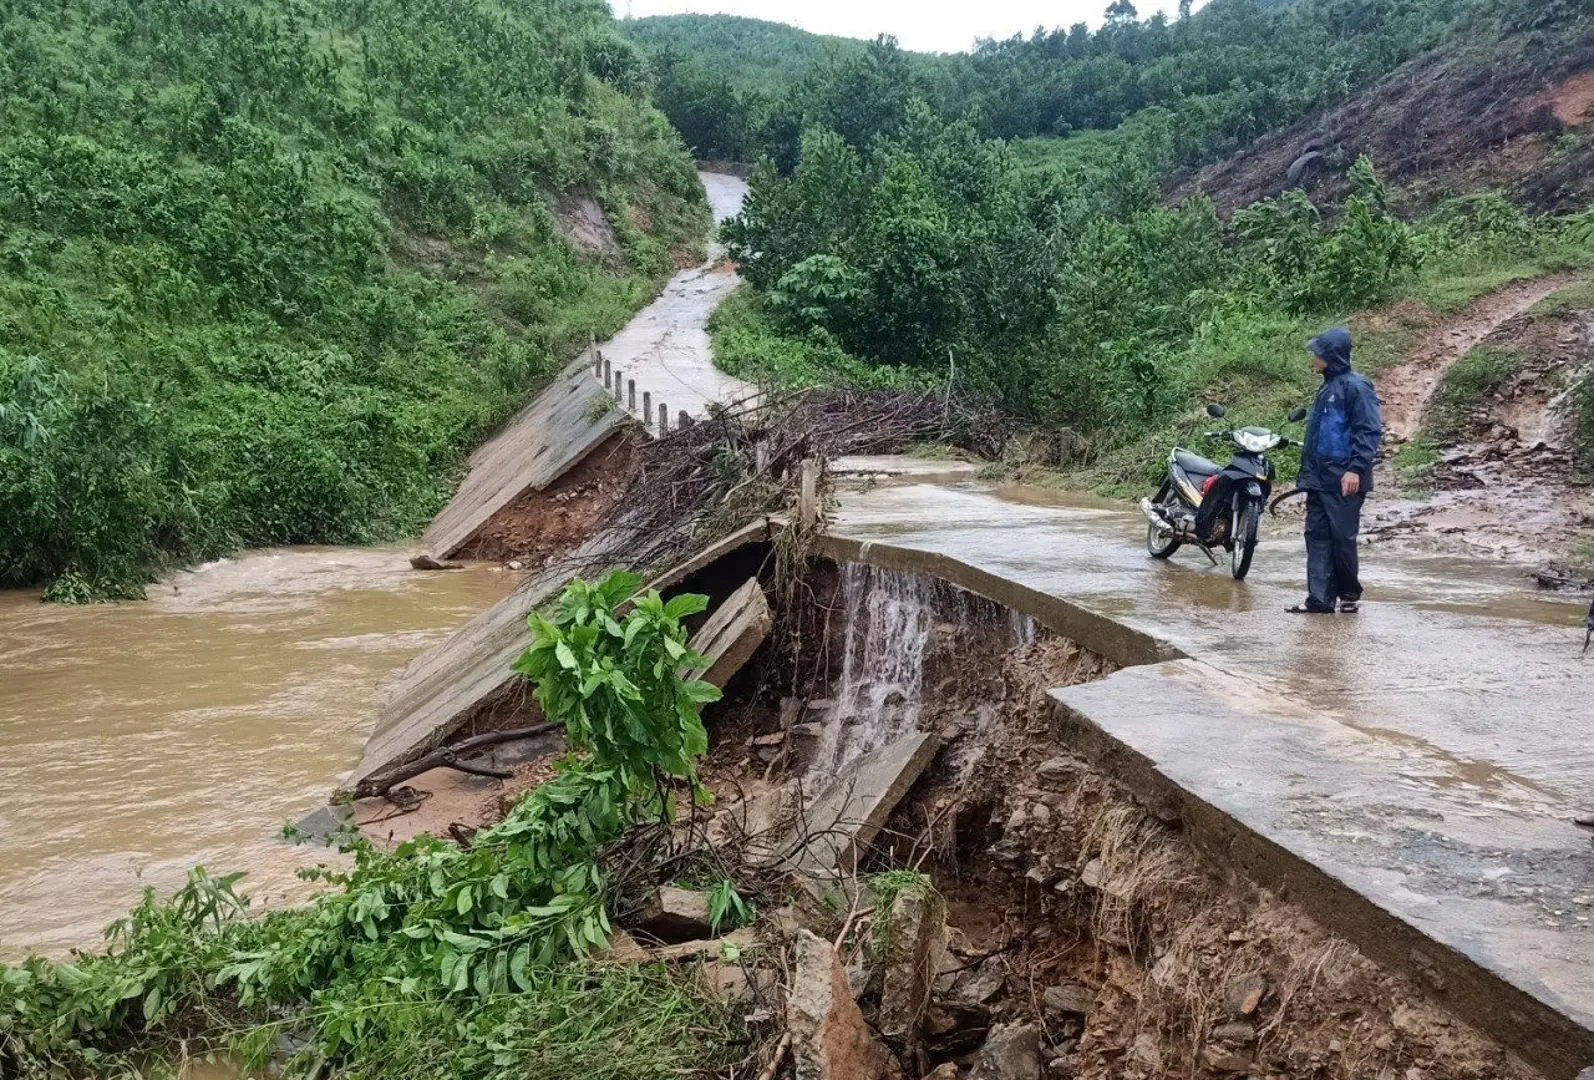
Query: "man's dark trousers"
1304 490 1365 612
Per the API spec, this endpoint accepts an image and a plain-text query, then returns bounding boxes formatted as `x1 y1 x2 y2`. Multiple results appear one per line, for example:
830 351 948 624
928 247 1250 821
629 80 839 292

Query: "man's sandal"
1285 605 1335 614
1339 601 1360 613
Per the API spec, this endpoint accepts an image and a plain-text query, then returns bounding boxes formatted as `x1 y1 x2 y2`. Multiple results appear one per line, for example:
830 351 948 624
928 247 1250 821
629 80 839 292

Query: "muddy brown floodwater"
0 548 519 959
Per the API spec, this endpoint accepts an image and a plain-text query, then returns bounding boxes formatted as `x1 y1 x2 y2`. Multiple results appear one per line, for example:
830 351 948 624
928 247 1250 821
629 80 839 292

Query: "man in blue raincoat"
1289 327 1382 614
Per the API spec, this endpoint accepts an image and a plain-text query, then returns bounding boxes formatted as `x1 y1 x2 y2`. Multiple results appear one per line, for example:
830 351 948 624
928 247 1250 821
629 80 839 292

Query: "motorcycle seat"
1173 448 1221 476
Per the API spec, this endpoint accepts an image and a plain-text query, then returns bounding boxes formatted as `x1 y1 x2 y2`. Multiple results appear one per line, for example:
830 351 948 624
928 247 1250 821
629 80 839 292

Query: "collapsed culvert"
601 555 1549 1080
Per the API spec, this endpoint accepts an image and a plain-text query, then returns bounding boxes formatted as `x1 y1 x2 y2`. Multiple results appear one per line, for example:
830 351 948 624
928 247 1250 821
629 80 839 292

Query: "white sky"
610 1 1197 54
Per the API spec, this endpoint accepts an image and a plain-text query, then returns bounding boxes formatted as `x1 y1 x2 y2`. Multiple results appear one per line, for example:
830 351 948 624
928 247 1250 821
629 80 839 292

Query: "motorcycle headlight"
1233 428 1280 453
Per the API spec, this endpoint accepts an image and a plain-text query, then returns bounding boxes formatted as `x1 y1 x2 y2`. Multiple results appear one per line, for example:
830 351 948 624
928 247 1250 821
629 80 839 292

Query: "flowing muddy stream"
0 549 519 958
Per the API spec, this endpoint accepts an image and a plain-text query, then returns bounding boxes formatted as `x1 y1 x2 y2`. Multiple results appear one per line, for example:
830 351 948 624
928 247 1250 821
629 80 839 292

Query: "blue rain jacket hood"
1299 327 1382 492
1308 327 1353 376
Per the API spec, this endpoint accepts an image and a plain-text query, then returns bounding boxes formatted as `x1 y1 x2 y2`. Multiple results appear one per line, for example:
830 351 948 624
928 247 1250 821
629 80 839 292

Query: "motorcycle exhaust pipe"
1140 498 1175 533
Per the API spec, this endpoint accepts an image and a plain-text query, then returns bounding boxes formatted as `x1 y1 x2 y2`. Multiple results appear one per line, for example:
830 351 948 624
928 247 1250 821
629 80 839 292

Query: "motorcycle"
1139 403 1308 581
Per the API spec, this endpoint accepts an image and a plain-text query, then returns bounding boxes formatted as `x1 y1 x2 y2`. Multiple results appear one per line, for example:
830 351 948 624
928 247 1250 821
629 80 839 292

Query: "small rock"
1328 1039 1345 1053
1037 756 1077 781
970 1022 1042 1080
949 956 1007 1006
1042 983 1094 1020
608 930 649 962
787 931 888 1080
1005 807 1031 833
505 560 524 570
1211 1022 1256 1047
1204 1044 1254 1073
1374 1033 1394 1051
1406 1070 1428 1080
632 887 713 944
926 1066 960 1080
1079 859 1104 889
878 885 948 1045
1226 929 1250 944
748 732 786 748
1046 1059 1075 1078
1223 971 1266 1017
1030 802 1053 825
1131 1033 1163 1070
704 962 778 1004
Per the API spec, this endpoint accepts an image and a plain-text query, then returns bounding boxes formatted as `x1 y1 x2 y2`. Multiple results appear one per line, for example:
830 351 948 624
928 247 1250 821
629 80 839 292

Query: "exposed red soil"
1539 69 1594 127
454 428 642 565
1168 31 1594 215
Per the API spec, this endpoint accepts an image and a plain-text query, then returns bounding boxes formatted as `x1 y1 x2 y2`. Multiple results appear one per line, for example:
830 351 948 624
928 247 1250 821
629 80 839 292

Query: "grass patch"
708 287 936 392
1393 436 1442 496
1424 344 1521 444
1532 280 1594 314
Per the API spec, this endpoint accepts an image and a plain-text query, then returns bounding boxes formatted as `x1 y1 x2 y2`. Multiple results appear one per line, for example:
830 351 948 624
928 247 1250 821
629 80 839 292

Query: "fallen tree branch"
355 722 559 798
756 1031 792 1080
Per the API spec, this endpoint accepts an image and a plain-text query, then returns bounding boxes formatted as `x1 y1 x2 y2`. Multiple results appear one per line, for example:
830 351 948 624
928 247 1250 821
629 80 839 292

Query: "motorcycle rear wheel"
1147 483 1181 559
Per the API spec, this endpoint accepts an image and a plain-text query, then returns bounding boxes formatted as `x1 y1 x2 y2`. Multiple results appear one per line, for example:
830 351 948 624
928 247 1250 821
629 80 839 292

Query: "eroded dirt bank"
715 560 1546 1080
360 551 1561 1078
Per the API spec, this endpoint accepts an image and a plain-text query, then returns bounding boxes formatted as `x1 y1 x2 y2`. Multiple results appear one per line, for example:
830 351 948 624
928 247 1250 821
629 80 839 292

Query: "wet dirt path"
1379 272 1577 441
1368 273 1592 564
0 550 519 957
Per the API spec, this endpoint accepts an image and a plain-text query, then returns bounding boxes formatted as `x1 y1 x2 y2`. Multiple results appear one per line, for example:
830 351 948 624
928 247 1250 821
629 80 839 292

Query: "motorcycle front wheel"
1147 482 1181 559
1230 498 1260 580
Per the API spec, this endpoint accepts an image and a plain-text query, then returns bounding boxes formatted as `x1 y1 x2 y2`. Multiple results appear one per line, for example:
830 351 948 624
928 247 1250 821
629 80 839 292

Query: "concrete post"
642 391 651 427
627 379 636 412
658 401 669 434
593 347 602 376
612 368 622 403
603 356 612 388
798 458 820 526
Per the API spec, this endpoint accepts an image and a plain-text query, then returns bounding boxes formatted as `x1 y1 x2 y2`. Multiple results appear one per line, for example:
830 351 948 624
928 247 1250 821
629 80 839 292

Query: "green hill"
622 13 867 94
0 0 706 599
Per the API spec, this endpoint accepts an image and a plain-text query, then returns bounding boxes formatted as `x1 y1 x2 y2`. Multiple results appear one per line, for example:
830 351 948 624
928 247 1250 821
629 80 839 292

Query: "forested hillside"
622 14 864 93
0 0 705 600
704 0 1594 489
638 0 1578 167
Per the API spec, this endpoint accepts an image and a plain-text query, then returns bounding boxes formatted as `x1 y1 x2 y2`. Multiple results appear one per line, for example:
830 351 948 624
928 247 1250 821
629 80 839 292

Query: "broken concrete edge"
817 535 1183 670
1045 674 1594 1079
416 355 638 565
348 519 785 793
779 732 942 877
686 577 773 687
637 516 785 600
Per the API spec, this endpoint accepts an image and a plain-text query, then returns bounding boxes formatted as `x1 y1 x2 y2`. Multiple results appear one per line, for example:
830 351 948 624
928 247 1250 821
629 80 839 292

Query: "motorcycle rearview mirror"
1206 403 1227 419
1288 407 1308 423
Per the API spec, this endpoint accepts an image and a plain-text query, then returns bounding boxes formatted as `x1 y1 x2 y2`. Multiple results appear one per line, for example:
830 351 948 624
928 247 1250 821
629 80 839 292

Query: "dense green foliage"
0 572 737 1078
724 110 1431 422
0 0 707 599
624 13 865 94
693 0 1593 491
637 0 1581 169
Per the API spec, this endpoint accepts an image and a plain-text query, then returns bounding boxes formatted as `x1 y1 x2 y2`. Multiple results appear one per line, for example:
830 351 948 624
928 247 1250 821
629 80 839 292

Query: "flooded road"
0 549 518 957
